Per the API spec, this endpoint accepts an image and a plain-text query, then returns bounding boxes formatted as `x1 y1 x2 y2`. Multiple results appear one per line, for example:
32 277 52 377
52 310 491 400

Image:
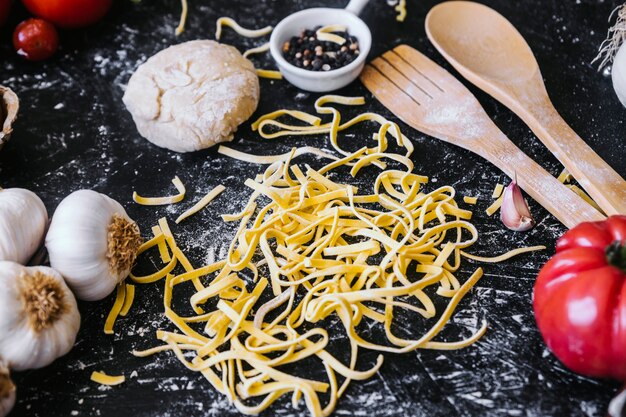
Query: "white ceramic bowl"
269 7 372 92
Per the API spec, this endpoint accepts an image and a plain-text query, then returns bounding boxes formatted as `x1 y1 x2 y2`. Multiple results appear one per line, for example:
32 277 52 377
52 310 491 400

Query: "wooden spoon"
360 45 605 229
425 1 626 216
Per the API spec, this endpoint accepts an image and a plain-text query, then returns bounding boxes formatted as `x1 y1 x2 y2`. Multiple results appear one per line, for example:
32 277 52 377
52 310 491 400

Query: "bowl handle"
345 0 369 15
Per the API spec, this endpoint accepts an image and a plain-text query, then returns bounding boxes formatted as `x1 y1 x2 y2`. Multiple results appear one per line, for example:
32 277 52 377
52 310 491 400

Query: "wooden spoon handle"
479 131 606 229
502 76 626 216
523 101 626 216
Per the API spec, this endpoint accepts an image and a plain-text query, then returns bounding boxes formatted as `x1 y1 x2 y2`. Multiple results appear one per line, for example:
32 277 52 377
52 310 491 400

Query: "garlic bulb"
45 190 142 301
500 180 535 232
0 262 80 371
592 5 626 107
0 361 15 417
0 187 48 264
613 43 626 107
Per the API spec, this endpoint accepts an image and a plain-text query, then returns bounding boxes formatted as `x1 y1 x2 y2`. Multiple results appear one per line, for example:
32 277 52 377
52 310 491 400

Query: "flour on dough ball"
123 40 260 153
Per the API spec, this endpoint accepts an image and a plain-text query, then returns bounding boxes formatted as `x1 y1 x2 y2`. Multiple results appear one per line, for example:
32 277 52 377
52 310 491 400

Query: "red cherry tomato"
21 0 112 28
533 215 626 380
13 18 59 61
0 0 11 27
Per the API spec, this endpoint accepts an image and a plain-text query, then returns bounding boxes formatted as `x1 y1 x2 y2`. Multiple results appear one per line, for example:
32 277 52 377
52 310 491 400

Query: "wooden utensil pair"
360 2 626 229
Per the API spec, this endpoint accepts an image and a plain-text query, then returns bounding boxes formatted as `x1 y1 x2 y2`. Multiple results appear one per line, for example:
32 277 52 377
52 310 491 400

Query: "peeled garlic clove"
500 180 535 232
45 190 143 301
0 187 48 264
0 262 80 371
0 361 15 417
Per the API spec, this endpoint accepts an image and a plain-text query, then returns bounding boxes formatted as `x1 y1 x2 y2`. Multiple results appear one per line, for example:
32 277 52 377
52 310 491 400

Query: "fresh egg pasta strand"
215 17 273 40
125 99 545 417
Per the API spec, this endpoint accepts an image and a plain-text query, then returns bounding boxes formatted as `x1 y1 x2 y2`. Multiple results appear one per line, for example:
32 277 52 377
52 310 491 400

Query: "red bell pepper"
533 215 626 380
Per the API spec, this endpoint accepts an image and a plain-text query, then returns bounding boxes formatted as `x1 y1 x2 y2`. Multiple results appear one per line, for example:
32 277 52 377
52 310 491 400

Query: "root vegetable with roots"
593 4 626 107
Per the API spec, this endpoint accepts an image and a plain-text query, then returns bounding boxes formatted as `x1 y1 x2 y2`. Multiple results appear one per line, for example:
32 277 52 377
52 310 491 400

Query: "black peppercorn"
281 26 360 72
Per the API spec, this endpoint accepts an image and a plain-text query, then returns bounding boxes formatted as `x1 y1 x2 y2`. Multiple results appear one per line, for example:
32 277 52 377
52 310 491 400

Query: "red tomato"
0 0 11 27
21 0 112 28
533 215 626 380
13 18 59 61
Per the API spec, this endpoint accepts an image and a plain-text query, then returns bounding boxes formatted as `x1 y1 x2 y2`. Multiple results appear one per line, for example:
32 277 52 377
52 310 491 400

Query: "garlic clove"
0 262 80 371
0 361 15 417
46 190 142 301
500 179 535 232
0 86 19 151
0 187 48 264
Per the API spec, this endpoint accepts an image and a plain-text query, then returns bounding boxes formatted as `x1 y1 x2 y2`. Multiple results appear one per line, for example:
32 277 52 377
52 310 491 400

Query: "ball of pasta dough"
123 40 260 153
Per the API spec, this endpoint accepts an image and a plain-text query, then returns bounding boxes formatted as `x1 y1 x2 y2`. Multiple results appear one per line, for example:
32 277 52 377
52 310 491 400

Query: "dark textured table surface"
1 1 625 416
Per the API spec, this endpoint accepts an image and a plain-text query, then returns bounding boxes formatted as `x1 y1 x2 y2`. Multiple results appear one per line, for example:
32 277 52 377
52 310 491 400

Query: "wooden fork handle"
481 132 606 229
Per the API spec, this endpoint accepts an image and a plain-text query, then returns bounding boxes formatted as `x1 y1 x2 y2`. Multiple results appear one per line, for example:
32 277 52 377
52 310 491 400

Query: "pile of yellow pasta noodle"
125 95 540 417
